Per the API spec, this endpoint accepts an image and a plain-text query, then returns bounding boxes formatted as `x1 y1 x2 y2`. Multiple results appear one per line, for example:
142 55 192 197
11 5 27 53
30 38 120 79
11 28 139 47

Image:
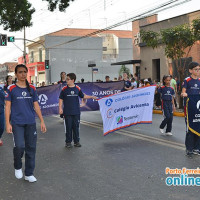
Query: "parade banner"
77 81 123 111
186 95 200 136
98 86 156 136
36 81 124 116
37 84 61 116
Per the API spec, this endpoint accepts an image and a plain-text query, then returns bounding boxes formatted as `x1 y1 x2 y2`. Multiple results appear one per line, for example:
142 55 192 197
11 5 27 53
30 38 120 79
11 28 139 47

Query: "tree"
119 65 130 76
44 0 74 12
160 24 195 88
140 19 200 104
0 0 74 31
0 0 35 31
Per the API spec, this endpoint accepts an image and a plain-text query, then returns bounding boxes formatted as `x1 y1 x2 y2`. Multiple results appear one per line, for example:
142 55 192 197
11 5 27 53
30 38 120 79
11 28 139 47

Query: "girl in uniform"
158 75 175 136
5 64 46 182
0 86 5 145
4 75 13 91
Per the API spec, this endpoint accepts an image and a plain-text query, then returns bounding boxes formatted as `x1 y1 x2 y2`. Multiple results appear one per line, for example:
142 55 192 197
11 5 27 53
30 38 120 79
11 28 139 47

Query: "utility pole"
23 26 26 65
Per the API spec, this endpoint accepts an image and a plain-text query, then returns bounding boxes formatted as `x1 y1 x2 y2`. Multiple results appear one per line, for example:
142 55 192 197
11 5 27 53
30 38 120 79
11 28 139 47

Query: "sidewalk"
153 108 184 117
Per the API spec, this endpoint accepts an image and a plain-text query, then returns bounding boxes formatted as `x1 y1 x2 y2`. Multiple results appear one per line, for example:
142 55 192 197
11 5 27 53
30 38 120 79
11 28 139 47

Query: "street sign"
8 36 15 42
0 34 7 46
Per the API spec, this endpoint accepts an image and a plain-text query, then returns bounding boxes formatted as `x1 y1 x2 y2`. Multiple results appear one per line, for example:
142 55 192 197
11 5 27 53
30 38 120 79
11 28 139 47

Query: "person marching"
181 62 200 158
59 73 97 148
158 75 175 136
4 75 13 91
5 64 46 183
0 86 5 146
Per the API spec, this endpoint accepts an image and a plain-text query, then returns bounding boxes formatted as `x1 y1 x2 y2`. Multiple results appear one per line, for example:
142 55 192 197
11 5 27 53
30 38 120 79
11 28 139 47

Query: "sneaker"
186 150 193 158
25 175 37 183
193 149 200 155
159 128 165 135
165 132 173 136
65 143 72 148
74 142 82 147
0 140 3 146
15 169 23 179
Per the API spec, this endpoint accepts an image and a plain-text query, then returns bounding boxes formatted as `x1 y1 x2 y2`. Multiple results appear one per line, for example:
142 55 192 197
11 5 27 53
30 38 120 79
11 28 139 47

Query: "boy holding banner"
181 62 200 158
59 73 97 148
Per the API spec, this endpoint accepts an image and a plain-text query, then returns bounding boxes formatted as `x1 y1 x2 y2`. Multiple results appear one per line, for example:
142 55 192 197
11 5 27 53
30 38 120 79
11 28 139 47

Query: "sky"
0 0 200 64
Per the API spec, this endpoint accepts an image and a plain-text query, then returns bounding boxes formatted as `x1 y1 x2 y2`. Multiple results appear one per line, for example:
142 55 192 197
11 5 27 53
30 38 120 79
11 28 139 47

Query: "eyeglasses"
193 68 200 71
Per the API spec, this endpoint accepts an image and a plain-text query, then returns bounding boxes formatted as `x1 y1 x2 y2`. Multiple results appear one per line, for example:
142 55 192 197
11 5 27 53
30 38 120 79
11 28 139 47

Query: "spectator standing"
58 72 67 85
121 72 132 91
131 78 137 88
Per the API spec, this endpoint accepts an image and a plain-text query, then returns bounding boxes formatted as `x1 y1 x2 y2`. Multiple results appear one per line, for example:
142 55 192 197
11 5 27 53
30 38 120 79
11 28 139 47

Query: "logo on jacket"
194 84 198 88
197 100 200 111
22 91 27 97
105 98 113 107
38 94 48 105
71 91 75 95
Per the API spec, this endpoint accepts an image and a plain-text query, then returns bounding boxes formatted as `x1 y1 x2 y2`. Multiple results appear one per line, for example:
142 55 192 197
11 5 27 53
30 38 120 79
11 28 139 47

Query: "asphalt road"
0 112 200 200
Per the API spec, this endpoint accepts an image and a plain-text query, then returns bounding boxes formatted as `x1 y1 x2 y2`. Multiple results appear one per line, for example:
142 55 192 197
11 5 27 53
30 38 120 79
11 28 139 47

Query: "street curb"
153 110 184 117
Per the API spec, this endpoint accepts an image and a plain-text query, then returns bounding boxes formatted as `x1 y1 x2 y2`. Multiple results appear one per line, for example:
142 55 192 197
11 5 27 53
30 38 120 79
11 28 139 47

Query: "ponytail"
26 79 32 96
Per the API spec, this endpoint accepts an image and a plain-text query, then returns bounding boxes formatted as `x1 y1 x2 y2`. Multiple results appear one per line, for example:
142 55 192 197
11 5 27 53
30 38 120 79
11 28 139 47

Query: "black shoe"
193 149 200 155
186 150 193 158
65 143 72 148
60 114 64 118
74 142 82 147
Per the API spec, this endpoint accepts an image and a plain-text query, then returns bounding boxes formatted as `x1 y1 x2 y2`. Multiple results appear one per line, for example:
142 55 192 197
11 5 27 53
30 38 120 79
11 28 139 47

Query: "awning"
111 60 141 66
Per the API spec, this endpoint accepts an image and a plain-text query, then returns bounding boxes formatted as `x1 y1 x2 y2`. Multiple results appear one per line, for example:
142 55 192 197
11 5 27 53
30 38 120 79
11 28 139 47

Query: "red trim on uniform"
184 106 186 117
9 85 16 92
186 77 192 82
76 85 81 91
30 84 36 91
104 121 152 136
161 86 165 88
62 86 68 91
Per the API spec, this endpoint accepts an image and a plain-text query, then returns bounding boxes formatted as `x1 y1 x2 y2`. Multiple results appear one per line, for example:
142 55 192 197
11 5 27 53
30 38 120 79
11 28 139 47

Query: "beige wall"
140 45 169 80
132 15 158 60
26 36 45 63
137 10 200 80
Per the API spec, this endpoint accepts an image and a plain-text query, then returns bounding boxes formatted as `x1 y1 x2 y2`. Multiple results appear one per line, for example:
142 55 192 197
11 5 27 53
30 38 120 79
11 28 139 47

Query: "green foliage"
0 0 35 31
119 65 130 76
0 0 74 31
43 0 74 12
140 29 159 49
192 18 200 40
139 18 200 109
161 24 195 60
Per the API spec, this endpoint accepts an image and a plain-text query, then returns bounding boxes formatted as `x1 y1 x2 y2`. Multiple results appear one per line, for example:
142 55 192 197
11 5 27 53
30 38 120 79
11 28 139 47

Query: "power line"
47 0 190 49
